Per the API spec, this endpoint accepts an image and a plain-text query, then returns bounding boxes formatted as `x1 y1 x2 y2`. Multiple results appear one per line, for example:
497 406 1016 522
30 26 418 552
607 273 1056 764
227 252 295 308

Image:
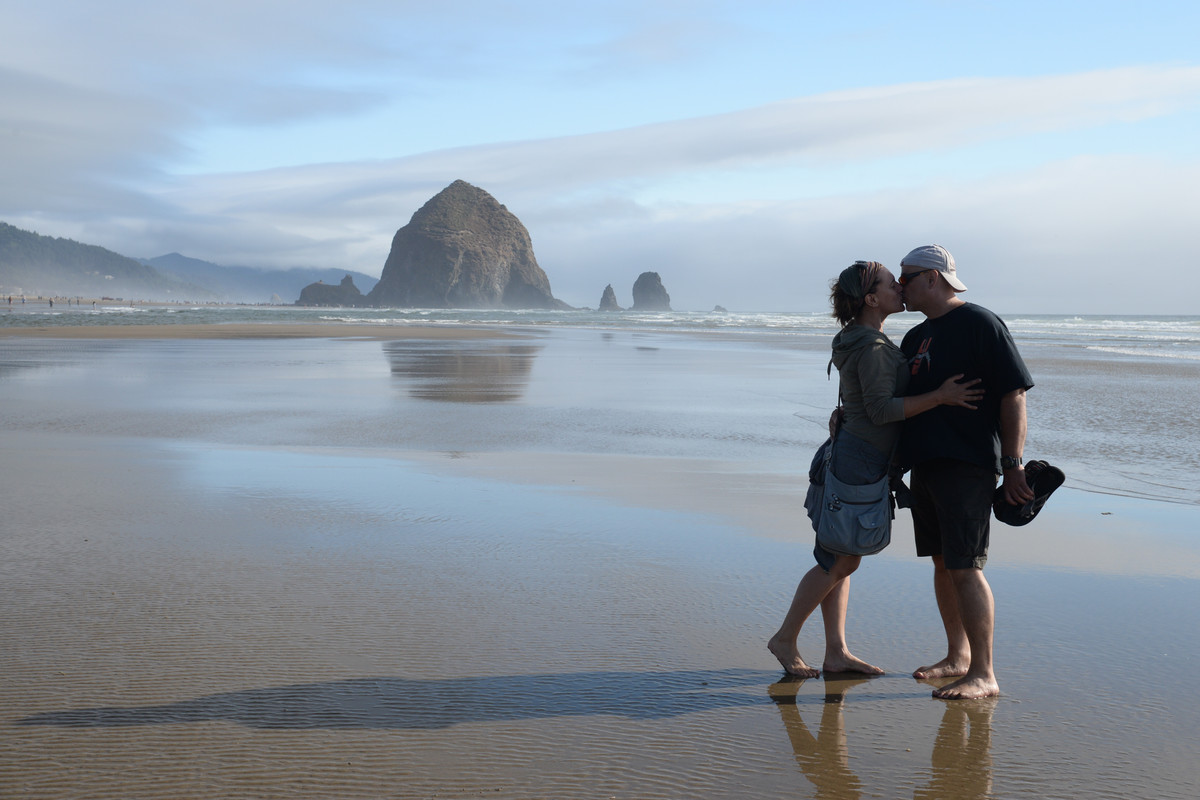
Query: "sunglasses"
898 268 935 286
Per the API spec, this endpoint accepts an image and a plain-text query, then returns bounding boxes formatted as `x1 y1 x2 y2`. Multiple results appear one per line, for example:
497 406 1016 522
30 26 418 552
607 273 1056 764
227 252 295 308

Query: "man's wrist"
1000 455 1023 470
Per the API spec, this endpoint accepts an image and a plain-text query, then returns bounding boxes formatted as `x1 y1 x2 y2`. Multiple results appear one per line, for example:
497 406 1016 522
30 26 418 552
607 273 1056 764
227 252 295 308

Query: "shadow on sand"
19 668 779 730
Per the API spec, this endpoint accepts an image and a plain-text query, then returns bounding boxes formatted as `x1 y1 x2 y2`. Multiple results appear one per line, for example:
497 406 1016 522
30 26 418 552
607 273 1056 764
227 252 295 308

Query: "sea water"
5 302 1200 356
3 306 1199 507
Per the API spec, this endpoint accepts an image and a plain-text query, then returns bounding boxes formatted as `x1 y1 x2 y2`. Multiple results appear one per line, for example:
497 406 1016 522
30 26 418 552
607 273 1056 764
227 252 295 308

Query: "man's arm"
999 388 1035 505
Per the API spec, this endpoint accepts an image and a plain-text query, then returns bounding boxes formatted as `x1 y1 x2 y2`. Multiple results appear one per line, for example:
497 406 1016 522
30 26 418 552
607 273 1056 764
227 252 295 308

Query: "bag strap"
824 427 901 489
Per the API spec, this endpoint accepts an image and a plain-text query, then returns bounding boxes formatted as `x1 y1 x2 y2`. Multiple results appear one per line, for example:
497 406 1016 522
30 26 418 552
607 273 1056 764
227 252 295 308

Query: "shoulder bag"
814 430 894 556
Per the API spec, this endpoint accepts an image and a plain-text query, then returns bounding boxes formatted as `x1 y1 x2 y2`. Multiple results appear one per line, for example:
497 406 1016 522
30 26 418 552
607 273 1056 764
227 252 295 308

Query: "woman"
768 261 982 677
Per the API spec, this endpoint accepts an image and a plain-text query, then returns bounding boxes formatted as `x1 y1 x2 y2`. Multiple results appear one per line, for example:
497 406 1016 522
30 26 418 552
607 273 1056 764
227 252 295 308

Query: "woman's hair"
830 261 884 326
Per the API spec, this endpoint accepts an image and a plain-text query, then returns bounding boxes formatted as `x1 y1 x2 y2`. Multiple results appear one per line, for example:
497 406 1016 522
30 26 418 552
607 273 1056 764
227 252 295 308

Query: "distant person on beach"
769 261 982 678
897 244 1034 700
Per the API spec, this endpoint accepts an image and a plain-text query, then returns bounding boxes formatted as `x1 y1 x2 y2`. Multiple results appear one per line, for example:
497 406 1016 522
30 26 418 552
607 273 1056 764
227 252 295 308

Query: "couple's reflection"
383 340 542 403
914 697 995 800
769 675 866 799
769 676 995 800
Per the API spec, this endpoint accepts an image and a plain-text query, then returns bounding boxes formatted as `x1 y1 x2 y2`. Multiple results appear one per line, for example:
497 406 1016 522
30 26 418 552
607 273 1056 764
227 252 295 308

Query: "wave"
1084 345 1200 361
7 304 1200 360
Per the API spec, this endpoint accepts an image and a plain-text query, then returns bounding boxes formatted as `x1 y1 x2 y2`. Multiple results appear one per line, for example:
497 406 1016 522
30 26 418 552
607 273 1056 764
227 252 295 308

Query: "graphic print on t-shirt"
910 337 932 376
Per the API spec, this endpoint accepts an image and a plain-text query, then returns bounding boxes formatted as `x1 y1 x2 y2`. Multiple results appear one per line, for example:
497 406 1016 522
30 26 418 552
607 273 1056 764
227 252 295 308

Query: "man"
897 244 1034 700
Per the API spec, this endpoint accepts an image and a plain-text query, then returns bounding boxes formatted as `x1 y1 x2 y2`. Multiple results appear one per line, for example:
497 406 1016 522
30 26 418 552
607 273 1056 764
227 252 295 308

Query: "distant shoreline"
0 321 515 340
4 296 283 308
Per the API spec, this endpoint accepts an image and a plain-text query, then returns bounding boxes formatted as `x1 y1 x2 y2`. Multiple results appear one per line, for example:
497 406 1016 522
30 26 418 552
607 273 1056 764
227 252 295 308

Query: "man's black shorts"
910 459 996 570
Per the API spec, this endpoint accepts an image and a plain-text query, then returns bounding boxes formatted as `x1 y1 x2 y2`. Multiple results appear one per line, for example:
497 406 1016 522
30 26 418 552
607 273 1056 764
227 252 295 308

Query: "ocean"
4 303 1199 508
5 301 1200 359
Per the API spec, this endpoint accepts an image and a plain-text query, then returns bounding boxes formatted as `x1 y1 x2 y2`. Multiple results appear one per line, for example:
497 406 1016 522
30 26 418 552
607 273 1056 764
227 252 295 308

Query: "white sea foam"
6 305 1200 361
1085 345 1200 361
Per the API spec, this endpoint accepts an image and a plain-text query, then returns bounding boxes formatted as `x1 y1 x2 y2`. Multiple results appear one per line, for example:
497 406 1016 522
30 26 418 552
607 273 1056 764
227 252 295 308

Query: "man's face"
898 266 934 312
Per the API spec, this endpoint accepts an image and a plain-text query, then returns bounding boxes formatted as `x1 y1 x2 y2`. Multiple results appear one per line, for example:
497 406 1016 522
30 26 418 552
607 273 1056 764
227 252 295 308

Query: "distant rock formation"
713 305 727 313
296 275 366 307
598 284 622 311
148 251 378 304
367 180 568 309
631 272 671 311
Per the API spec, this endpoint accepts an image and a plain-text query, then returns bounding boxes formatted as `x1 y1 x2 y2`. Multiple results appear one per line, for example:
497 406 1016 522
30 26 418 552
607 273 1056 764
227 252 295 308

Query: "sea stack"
630 272 671 311
598 284 622 311
366 180 567 309
296 275 366 307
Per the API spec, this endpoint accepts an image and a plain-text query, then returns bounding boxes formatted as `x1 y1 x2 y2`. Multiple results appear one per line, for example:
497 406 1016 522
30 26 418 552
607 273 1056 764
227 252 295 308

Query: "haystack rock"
296 275 366 307
631 272 671 311
367 180 568 309
598 284 622 311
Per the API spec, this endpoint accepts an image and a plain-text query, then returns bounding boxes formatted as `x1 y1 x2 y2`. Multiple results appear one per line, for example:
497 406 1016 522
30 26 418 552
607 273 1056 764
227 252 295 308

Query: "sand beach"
1 317 1198 798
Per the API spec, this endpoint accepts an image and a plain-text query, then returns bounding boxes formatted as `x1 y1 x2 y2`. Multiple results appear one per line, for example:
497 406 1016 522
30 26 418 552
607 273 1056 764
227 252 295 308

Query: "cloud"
2 56 1198 311
544 154 1198 313
0 67 185 206
158 64 1200 208
409 65 1200 191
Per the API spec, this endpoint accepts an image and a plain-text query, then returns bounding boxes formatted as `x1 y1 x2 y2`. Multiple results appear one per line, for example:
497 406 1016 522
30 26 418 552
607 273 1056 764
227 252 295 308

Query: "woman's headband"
837 260 884 299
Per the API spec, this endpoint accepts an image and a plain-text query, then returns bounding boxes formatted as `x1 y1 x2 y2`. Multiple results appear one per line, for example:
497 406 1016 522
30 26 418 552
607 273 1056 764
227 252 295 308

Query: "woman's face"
870 267 904 315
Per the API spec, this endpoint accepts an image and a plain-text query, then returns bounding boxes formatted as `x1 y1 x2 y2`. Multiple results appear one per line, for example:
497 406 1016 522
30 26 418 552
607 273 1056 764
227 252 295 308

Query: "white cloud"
0 67 185 203
2 9 1198 316
547 154 1197 314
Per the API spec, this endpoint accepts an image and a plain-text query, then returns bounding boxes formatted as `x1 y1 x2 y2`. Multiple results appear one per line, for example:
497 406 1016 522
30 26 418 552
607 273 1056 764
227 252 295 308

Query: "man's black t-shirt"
899 303 1034 473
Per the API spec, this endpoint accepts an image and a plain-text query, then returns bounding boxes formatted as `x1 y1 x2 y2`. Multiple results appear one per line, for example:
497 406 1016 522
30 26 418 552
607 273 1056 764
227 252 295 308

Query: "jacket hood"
830 324 890 370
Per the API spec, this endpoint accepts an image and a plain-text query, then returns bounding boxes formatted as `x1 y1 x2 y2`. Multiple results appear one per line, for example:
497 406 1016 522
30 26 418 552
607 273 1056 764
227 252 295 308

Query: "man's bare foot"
912 657 969 680
768 635 820 678
932 674 999 700
823 651 885 675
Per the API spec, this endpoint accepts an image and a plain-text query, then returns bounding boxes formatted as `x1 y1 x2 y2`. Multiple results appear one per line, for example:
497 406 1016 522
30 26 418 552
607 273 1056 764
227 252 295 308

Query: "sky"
2 0 1199 313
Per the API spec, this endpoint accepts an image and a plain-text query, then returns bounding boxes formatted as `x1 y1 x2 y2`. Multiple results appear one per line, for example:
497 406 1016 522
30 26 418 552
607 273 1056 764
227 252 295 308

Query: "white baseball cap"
900 244 967 292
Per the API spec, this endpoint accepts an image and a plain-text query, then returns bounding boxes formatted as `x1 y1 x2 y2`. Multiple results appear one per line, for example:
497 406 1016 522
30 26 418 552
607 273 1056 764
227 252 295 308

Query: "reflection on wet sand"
769 678 996 799
768 675 871 799
383 340 542 403
915 698 996 800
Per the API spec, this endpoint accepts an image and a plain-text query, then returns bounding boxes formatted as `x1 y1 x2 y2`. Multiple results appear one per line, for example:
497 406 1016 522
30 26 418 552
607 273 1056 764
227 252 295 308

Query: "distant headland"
2 182 695 311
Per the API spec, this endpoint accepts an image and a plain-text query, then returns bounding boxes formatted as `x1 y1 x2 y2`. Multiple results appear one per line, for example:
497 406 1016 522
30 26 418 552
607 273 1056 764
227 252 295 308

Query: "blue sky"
3 0 1198 312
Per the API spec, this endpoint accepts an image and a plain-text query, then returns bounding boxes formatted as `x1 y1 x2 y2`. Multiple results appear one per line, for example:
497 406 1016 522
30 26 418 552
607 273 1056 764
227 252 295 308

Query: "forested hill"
0 221 208 300
0 222 378 303
142 252 378 304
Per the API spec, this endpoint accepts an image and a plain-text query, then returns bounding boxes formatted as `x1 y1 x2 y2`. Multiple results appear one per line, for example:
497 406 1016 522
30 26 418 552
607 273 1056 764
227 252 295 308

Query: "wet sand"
1 324 1198 799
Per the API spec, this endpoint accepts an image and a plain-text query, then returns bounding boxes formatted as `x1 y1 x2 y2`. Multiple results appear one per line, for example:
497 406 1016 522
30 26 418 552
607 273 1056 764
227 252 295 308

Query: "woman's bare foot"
912 656 969 680
768 635 820 678
823 650 885 675
932 674 1000 700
